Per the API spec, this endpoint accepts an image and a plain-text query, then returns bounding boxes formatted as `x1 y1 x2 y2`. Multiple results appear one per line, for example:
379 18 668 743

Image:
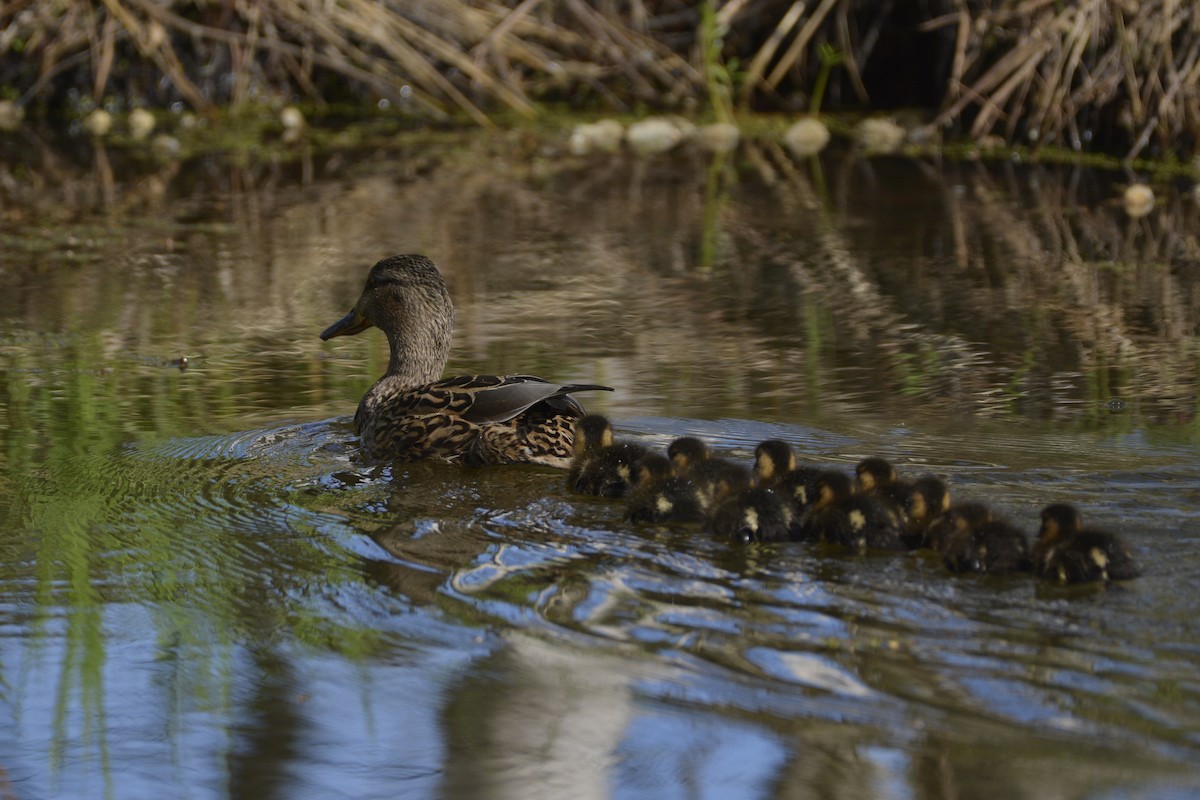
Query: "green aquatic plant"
810 42 844 116
700 0 738 124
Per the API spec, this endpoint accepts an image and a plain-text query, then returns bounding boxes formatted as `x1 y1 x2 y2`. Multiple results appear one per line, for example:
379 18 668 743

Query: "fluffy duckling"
628 452 673 493
773 465 825 520
710 487 795 543
667 436 712 475
899 475 952 549
628 438 749 524
1033 503 1140 584
799 470 905 552
942 516 1031 575
690 458 753 507
627 474 709 524
568 414 613 485
855 456 902 496
753 440 798 488
567 415 648 498
920 501 993 552
624 452 681 521
753 439 826 523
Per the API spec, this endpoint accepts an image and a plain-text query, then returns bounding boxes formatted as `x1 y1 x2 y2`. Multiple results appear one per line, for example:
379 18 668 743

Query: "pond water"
1 129 1199 799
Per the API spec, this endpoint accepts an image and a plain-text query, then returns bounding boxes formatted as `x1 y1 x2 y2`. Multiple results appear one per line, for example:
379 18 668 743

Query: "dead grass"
0 1 1196 156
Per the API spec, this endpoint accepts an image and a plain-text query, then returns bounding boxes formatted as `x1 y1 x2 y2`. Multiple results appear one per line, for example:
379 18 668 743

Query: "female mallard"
321 254 611 466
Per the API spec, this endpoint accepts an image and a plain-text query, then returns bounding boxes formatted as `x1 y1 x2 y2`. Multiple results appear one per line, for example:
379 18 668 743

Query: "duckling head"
855 457 896 492
812 470 854 509
574 414 615 454
667 436 711 475
907 475 950 522
1039 503 1083 542
754 440 797 486
631 452 673 488
321 254 454 385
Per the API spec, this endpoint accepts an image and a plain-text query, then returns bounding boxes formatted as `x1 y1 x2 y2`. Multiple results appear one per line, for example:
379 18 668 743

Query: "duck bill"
320 307 373 340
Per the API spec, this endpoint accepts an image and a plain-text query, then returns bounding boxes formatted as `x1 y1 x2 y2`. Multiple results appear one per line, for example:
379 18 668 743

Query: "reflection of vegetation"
698 152 734 272
0 325 396 790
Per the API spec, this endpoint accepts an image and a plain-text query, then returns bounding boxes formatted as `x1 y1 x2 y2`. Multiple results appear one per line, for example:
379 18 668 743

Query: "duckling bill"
322 254 611 466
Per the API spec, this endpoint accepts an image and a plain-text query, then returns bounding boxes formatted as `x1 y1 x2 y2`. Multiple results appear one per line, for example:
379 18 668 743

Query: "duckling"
773 464 825 521
321 254 612 466
690 458 753 507
627 452 674 494
628 442 749 525
667 436 712 476
942 516 1031 575
799 470 905 552
920 501 993 552
753 440 798 488
627 474 709 524
567 414 648 497
899 475 952 549
854 456 900 495
1033 503 1140 584
710 487 795 543
568 414 614 486
855 456 920 519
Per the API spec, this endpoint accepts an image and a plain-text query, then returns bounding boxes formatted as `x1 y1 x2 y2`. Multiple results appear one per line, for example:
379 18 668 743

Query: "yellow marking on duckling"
656 496 674 515
743 507 760 532
849 509 867 532
757 459 775 482
910 495 927 519
1090 548 1109 570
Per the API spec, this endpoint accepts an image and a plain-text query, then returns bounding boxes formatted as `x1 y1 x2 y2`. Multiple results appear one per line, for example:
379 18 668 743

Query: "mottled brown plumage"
321 254 611 466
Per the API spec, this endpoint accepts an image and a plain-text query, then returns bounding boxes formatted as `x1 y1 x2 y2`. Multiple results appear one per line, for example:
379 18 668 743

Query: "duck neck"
381 323 451 387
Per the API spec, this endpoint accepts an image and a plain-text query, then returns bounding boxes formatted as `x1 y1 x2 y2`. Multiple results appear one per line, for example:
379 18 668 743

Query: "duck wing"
358 375 610 427
455 375 612 424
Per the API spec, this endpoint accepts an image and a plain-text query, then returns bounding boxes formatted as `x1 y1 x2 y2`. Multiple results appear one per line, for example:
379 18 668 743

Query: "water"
1 131 1199 799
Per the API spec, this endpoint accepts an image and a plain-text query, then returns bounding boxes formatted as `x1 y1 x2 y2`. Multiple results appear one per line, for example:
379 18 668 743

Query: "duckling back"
943 517 1031 575
711 487 794 543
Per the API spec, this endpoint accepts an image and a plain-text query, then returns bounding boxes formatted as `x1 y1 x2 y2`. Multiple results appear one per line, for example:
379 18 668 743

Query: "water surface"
1 131 1198 799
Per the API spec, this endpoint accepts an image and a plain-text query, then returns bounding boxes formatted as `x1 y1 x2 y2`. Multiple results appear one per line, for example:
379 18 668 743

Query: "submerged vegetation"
0 1 1197 159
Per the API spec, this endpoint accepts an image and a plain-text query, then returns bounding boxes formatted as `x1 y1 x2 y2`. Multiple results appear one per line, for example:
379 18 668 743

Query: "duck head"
321 254 455 386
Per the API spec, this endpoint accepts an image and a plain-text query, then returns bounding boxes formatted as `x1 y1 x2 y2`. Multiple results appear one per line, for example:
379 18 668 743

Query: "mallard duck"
1033 503 1140 584
567 414 648 497
942 514 1031 575
711 487 794 543
799 470 905 551
321 254 611 466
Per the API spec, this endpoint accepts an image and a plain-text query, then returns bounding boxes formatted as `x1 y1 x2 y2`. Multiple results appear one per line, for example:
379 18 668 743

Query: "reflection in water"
0 132 1198 798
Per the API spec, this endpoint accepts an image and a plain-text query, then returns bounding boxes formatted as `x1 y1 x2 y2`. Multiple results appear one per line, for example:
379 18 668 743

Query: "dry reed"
0 1 1196 156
